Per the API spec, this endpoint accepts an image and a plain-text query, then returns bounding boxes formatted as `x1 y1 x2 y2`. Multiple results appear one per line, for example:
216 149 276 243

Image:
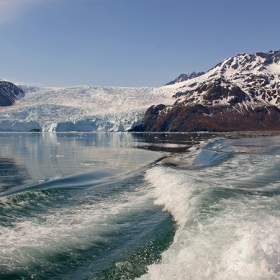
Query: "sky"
0 0 280 88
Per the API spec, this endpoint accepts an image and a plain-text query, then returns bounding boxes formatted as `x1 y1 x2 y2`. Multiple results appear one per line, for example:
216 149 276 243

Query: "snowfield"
0 84 174 132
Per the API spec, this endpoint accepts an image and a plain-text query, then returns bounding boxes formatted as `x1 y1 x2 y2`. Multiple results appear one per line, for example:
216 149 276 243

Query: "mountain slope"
0 80 24 106
133 50 280 132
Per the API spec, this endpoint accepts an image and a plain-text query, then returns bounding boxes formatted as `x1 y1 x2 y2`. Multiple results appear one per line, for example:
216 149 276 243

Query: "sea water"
1 132 280 280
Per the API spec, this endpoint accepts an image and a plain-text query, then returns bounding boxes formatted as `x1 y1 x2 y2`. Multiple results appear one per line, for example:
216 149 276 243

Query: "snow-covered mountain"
0 84 174 132
164 50 280 105
133 50 280 132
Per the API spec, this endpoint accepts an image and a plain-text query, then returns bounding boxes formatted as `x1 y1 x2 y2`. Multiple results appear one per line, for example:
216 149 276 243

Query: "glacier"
0 84 174 132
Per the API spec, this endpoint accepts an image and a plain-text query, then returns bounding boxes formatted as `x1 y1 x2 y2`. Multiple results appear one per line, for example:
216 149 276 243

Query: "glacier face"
0 84 174 132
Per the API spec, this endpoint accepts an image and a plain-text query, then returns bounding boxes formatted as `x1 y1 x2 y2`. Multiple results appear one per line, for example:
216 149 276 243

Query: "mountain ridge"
165 71 205 85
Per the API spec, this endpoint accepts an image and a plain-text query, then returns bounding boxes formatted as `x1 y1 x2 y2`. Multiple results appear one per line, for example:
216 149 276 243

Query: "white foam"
141 145 280 279
145 166 204 227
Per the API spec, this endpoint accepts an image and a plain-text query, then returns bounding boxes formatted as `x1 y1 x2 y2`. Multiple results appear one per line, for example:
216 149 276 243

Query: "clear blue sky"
1 0 279 87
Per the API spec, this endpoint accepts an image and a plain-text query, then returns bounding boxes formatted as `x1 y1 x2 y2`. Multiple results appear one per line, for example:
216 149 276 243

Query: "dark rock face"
0 81 24 106
165 71 205 85
133 103 280 132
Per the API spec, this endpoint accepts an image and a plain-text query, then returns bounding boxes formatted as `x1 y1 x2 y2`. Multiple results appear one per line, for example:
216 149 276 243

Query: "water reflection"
131 132 216 153
131 131 280 153
0 133 162 194
0 157 29 192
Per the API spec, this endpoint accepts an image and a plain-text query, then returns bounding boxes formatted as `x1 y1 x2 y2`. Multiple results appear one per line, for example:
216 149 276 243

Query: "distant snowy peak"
165 71 205 85
209 49 280 76
0 80 25 106
164 49 280 108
